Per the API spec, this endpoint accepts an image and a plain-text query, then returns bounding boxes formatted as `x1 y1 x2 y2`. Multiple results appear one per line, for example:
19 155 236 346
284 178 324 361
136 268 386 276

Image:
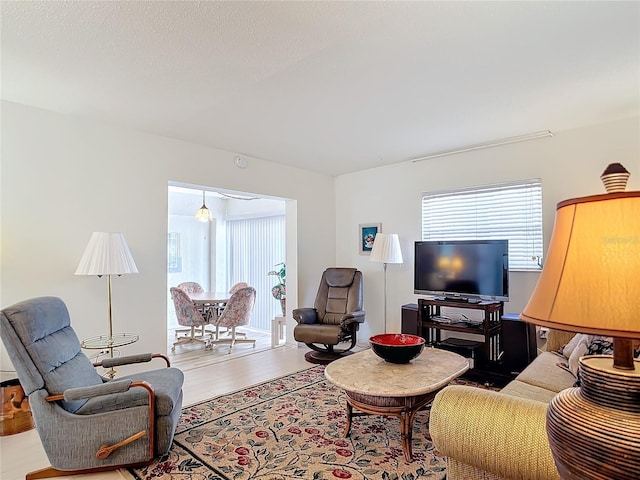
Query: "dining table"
188 292 230 322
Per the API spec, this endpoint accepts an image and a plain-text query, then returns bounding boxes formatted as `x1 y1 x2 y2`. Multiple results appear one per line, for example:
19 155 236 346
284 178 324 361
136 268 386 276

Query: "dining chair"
0 296 184 479
208 286 257 353
177 282 204 295
170 287 209 351
208 282 248 324
216 282 250 339
175 282 214 338
229 282 248 295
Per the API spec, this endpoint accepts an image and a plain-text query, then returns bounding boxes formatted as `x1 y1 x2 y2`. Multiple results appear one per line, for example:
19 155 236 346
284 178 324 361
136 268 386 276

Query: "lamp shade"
195 206 213 222
520 191 640 339
195 190 213 222
370 233 403 264
75 232 139 276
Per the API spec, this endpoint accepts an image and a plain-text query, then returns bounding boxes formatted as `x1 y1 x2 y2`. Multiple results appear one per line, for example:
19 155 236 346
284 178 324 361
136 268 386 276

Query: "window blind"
421 179 543 271
226 215 286 331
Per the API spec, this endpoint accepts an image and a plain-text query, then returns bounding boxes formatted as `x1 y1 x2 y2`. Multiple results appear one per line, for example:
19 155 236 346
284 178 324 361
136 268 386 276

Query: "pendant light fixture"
195 190 213 222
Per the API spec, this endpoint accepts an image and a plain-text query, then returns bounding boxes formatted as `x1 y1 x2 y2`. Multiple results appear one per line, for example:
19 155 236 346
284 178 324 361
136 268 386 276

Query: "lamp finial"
600 162 630 193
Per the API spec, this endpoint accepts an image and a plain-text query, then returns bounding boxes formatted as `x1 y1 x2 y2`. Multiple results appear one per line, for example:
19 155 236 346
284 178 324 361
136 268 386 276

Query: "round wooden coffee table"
325 347 469 461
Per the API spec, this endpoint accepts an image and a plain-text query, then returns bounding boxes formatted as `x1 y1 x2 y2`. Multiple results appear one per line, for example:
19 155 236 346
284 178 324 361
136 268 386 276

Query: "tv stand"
418 298 504 369
440 296 481 304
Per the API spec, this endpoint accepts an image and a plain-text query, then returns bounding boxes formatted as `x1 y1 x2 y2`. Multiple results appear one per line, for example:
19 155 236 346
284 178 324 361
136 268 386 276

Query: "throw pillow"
586 336 640 358
561 333 587 359
568 336 590 377
586 336 614 355
573 337 640 387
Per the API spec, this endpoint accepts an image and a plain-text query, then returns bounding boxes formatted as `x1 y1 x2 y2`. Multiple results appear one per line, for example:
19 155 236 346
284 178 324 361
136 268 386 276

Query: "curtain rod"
409 130 553 163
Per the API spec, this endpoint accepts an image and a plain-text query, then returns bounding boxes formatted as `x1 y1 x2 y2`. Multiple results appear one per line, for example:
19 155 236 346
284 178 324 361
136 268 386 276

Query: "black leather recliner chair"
293 267 365 363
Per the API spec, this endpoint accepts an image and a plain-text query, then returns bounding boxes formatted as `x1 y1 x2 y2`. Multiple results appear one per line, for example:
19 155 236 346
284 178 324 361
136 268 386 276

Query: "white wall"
335 116 640 341
2 100 638 374
0 101 335 377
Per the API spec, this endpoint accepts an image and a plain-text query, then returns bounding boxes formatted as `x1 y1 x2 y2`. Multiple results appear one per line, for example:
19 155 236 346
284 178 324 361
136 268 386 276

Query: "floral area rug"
129 365 489 480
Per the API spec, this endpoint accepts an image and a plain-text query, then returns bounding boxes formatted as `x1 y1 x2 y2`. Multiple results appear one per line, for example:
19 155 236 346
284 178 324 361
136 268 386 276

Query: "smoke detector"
234 156 248 168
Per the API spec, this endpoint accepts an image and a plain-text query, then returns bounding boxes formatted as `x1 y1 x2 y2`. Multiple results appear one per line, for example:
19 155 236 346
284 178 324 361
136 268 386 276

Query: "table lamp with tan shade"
520 163 639 480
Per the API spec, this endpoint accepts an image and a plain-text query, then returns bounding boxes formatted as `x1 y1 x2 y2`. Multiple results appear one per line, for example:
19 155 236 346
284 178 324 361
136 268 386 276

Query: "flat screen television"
414 239 509 301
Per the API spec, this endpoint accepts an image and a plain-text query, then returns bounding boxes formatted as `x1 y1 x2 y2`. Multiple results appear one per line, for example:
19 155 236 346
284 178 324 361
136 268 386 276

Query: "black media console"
418 298 503 369
401 302 537 381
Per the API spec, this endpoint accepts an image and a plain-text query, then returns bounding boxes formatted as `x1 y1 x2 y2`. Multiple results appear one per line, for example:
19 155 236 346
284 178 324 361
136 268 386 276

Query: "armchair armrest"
292 307 318 324
62 380 134 402
45 379 153 403
97 353 171 369
430 385 560 480
341 310 365 326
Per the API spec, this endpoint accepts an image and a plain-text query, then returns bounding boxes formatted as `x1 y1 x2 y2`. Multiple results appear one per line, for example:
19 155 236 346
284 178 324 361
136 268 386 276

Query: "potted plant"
268 263 286 316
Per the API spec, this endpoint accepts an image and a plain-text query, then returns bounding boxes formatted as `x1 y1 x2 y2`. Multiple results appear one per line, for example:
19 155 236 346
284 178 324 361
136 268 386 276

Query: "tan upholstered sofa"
429 329 578 480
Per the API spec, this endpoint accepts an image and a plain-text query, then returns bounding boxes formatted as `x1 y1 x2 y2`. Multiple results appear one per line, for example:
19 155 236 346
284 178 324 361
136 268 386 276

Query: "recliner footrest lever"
96 430 147 459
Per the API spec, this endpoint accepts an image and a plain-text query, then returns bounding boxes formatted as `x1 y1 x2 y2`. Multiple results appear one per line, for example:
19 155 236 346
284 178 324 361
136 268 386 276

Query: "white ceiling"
2 1 638 176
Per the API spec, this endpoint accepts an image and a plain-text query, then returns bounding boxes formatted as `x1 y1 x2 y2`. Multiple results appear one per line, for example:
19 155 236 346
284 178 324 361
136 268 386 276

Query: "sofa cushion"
501 379 559 403
515 351 576 393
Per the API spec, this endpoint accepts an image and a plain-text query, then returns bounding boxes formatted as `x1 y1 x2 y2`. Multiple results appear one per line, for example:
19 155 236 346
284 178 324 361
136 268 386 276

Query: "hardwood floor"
0 344 313 480
166 326 274 372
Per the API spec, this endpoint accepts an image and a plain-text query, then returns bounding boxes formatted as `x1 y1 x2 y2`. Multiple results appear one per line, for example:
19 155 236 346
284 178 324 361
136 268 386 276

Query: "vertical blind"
226 215 286 332
421 179 543 271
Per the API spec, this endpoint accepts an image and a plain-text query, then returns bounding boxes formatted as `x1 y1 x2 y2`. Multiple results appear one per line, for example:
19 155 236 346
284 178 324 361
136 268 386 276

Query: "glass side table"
81 333 139 378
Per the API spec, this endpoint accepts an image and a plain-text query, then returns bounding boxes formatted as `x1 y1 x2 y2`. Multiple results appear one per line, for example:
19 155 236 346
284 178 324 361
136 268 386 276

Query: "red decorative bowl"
369 334 426 364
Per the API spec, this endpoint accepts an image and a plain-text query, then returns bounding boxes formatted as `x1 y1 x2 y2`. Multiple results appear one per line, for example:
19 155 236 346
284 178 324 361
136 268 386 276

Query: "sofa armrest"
430 385 561 480
544 329 577 353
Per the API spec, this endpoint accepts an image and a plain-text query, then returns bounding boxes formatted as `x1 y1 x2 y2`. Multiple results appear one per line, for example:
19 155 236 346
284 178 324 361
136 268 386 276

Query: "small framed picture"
359 223 381 255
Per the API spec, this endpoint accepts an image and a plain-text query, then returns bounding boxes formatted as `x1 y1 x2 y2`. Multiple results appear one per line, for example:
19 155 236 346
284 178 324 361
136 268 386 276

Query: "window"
421 179 543 271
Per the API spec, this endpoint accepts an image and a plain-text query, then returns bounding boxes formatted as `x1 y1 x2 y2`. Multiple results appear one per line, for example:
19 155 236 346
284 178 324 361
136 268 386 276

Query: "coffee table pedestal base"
343 390 436 462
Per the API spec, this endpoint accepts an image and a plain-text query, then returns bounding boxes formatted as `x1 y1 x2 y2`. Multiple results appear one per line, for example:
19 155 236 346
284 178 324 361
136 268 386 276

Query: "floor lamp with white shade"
370 233 403 333
75 232 139 377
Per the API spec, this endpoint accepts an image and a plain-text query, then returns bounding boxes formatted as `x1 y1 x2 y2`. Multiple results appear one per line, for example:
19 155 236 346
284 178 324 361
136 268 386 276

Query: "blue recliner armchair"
0 296 184 479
